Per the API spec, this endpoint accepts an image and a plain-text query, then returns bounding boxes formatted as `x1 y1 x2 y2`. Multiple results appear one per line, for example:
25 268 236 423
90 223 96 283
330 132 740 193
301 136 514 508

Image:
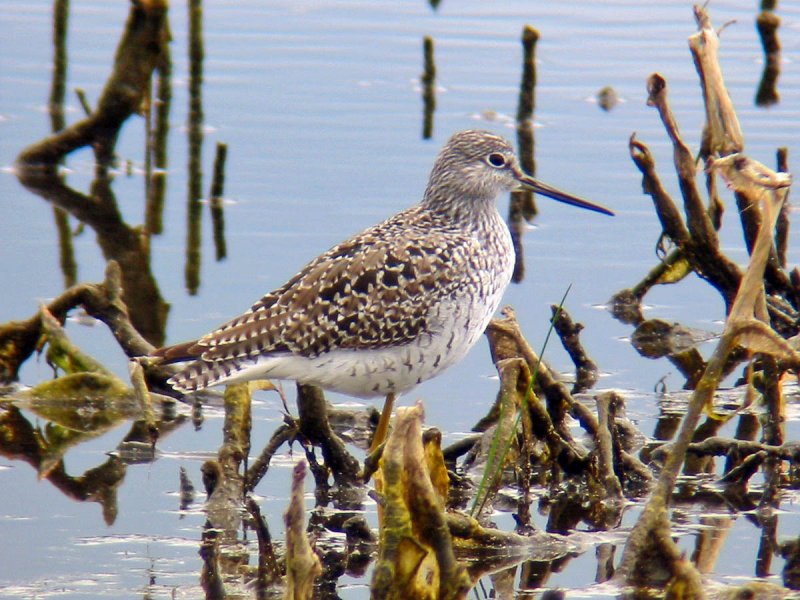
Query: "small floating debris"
596 85 620 111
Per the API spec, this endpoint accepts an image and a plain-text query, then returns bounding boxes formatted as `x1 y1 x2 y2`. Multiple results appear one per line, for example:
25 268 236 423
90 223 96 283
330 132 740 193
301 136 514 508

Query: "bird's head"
424 130 613 217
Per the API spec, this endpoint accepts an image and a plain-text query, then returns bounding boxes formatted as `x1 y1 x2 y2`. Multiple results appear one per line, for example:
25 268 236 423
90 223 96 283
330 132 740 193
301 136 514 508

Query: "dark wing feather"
190 206 474 363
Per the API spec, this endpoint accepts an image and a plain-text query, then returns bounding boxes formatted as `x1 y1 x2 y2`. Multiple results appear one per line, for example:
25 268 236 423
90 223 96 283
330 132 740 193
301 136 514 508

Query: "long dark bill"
517 173 614 216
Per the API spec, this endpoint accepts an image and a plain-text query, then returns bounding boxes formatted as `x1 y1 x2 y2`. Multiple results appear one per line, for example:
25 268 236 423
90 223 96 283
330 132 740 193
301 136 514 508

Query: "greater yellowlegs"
155 130 612 447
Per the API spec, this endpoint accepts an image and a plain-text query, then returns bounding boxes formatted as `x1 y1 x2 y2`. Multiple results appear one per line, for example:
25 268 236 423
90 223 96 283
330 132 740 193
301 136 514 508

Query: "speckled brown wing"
186 206 475 363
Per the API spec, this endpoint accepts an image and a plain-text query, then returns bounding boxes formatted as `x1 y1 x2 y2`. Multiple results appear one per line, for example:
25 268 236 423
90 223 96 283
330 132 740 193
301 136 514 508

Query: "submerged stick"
130 360 158 444
185 0 205 295
550 305 598 393
245 497 282 591
146 46 172 236
755 9 781 107
509 25 540 283
245 421 297 492
209 142 228 261
295 383 360 485
420 36 436 140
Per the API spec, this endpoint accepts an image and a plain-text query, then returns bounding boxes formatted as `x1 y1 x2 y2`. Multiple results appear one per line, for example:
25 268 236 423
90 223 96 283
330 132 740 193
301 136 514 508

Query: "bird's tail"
151 340 233 393
167 357 253 393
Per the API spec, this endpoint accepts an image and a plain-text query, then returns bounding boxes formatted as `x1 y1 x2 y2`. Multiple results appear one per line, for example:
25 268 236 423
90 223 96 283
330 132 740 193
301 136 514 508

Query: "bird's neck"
421 180 499 227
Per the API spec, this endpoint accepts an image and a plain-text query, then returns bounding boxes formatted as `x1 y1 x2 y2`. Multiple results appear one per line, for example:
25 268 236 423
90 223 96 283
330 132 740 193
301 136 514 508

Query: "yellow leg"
370 392 395 453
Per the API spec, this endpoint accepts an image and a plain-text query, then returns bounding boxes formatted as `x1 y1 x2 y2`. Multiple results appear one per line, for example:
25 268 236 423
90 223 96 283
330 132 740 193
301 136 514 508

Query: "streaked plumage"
155 130 612 397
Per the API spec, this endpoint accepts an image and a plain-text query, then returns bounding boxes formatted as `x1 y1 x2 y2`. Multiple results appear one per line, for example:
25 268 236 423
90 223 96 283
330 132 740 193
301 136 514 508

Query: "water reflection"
145 39 172 236
16 169 170 346
16 0 171 346
48 0 78 290
0 398 186 525
186 0 205 296
1 0 799 598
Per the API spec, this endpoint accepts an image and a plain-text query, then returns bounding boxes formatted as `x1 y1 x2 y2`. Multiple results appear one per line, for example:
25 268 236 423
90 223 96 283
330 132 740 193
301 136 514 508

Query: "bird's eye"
487 153 506 168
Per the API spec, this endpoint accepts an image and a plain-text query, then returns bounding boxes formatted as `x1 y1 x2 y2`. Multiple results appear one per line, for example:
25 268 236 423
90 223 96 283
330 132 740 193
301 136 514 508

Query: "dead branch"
0 261 161 384
295 384 360 486
485 307 595 450
550 305 598 393
245 421 298 492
